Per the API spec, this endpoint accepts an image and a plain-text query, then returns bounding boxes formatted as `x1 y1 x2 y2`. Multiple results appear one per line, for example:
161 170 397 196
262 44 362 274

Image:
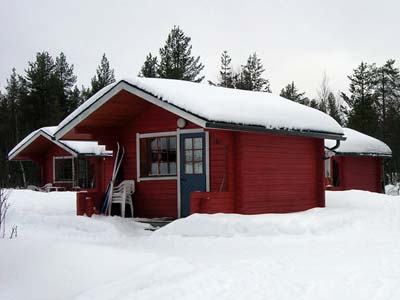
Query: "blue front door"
180 132 206 217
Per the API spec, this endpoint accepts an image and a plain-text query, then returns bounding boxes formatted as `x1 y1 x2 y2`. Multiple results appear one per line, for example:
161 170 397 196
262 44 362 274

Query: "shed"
8 126 112 192
325 128 392 193
50 78 344 217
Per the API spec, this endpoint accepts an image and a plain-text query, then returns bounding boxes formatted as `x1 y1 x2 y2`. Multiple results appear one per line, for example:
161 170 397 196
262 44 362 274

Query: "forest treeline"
1 26 399 186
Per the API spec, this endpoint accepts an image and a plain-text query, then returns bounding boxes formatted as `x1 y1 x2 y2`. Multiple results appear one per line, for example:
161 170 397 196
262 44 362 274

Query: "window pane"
170 137 177 150
185 138 192 150
185 150 193 162
55 158 73 182
160 162 168 174
185 163 193 174
194 150 202 161
194 162 203 174
140 136 177 177
151 162 158 175
170 162 177 174
150 138 158 150
160 137 167 150
193 137 202 149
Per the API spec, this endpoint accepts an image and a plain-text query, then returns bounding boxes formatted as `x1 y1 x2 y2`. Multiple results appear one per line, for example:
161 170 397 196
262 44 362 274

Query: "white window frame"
53 156 75 183
136 131 178 182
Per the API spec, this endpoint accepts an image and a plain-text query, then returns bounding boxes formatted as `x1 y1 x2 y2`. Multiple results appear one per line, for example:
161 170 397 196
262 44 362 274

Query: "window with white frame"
54 157 74 182
139 136 177 177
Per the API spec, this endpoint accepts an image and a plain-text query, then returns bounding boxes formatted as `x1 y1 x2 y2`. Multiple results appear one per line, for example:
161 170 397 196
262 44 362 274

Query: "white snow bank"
155 190 400 238
8 126 112 159
57 77 344 137
5 190 151 240
2 189 400 300
325 127 392 156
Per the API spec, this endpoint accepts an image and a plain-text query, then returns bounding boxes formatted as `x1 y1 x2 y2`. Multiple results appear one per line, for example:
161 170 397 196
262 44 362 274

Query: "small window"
324 158 331 178
77 158 95 189
140 136 177 177
184 137 203 174
54 157 74 182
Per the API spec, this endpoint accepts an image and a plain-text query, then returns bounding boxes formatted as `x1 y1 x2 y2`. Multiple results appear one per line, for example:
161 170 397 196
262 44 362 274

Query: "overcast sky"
1 0 399 98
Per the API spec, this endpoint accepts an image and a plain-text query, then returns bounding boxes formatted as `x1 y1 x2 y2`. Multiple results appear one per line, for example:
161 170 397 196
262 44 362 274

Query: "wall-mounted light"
177 118 186 129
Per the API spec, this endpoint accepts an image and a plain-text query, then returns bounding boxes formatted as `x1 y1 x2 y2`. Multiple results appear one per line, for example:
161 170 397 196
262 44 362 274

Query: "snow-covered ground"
1 189 400 300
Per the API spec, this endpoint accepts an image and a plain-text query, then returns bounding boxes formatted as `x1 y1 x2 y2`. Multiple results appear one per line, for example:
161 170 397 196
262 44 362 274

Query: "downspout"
323 140 340 160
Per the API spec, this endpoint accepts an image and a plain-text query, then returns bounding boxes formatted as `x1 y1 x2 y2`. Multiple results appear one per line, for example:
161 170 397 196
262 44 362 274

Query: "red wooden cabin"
325 128 391 193
49 78 344 218
8 126 112 193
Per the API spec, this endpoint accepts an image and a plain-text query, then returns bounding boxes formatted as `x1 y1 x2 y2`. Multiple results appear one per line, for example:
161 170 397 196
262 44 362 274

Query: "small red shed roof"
325 128 392 157
8 126 112 160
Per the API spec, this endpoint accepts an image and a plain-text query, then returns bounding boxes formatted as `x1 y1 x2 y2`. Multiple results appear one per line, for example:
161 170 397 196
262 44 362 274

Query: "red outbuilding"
47 77 344 218
8 126 112 193
325 128 391 193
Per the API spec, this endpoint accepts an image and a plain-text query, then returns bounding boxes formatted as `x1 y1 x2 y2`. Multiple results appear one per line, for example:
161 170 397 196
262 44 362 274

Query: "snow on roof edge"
8 126 112 160
325 128 392 157
55 77 344 140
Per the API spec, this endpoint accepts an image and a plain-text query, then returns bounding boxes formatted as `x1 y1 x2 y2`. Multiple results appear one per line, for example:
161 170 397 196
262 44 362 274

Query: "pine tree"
280 81 307 104
218 50 234 88
23 52 59 129
157 26 204 82
236 53 270 92
139 53 158 78
5 68 20 144
54 52 78 117
90 54 115 95
342 62 379 137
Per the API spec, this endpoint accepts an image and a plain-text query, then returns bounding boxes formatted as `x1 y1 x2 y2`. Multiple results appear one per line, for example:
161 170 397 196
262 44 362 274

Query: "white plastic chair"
111 180 135 217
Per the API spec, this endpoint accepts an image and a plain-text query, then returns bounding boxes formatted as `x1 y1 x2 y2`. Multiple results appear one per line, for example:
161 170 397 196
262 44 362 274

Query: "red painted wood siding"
340 156 382 192
234 132 324 214
119 104 200 218
191 192 235 214
208 130 235 194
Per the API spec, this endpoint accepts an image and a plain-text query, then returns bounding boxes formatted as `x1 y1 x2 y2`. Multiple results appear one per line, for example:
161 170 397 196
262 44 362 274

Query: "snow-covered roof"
55 77 345 140
325 128 392 157
8 126 112 160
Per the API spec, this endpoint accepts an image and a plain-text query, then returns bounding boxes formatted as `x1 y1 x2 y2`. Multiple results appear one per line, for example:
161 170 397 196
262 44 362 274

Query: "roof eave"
335 151 392 158
205 121 346 140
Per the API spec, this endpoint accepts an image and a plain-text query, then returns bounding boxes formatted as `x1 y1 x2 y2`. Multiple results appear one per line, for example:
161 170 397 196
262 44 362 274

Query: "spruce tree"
90 54 115 95
157 26 204 82
280 81 307 104
236 53 270 92
218 50 234 88
374 59 400 138
342 62 379 137
139 53 158 78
